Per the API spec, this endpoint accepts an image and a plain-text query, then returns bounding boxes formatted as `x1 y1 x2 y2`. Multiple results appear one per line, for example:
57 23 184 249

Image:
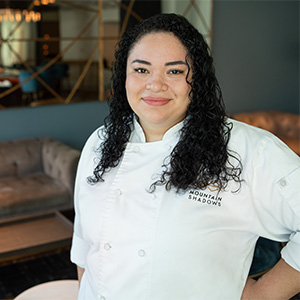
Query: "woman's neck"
139 121 167 142
137 117 185 143
143 127 165 142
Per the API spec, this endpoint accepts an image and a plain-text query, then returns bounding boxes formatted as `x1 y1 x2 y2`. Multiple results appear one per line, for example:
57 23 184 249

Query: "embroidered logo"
188 187 222 207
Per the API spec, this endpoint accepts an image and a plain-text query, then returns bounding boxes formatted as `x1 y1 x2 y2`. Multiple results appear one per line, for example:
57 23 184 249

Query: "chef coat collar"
130 115 185 143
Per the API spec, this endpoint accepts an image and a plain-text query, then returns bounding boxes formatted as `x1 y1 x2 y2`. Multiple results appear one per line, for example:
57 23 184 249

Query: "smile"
142 96 170 106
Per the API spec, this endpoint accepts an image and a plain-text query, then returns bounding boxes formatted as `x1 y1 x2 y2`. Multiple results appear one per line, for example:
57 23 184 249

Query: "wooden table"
0 211 73 265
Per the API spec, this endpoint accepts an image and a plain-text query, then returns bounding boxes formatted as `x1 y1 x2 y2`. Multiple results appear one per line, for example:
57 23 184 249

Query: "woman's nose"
146 75 168 92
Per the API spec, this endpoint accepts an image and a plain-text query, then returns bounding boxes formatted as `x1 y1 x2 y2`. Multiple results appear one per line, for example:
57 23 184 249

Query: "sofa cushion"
0 173 70 219
0 139 43 178
42 137 80 195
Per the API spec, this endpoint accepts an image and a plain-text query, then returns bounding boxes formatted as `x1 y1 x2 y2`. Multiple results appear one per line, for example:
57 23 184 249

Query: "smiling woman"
125 32 191 142
70 13 300 300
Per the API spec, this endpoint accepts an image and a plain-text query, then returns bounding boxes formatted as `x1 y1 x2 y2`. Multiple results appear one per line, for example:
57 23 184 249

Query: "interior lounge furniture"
0 70 22 107
14 280 78 300
0 137 80 264
0 67 20 86
0 211 74 265
232 111 300 155
0 137 80 220
17 63 69 106
18 70 39 104
38 63 69 91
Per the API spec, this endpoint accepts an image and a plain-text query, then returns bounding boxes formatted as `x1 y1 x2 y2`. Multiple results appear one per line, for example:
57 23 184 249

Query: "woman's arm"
241 258 300 300
77 266 85 287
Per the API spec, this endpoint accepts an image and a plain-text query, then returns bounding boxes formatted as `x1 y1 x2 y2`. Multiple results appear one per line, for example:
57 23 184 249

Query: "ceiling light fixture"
0 0 56 23
0 8 41 22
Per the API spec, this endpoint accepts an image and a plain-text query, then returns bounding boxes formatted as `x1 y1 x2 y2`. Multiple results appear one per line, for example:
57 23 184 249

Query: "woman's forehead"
128 32 188 60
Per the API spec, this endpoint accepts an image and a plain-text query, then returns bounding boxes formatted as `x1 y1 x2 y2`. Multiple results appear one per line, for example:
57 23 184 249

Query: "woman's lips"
142 96 170 106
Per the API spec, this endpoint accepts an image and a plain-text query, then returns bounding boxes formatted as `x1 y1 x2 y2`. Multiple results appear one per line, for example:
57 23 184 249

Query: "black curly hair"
89 13 242 192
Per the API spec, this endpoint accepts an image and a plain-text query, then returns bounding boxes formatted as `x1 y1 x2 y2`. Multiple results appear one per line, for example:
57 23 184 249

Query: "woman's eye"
134 68 148 74
169 69 184 75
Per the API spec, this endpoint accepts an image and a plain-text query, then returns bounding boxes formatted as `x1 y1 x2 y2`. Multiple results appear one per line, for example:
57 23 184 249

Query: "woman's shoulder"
80 125 106 158
227 117 278 146
76 125 106 175
226 117 299 163
84 125 106 147
227 117 273 137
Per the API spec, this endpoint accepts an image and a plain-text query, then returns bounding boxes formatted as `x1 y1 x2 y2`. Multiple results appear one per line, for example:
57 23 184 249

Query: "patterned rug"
0 249 77 299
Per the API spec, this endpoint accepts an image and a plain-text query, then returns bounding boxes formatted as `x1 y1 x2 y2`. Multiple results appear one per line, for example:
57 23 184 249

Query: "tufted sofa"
232 111 300 155
0 137 80 220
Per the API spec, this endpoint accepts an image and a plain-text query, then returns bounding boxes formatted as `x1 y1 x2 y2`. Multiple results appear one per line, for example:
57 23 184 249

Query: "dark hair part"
89 13 242 192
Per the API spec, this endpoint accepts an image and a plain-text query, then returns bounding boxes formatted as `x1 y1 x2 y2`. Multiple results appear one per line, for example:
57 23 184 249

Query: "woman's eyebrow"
165 60 187 66
131 59 151 65
131 59 187 66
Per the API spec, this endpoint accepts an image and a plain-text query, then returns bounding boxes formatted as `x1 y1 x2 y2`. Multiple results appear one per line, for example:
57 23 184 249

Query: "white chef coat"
71 117 300 300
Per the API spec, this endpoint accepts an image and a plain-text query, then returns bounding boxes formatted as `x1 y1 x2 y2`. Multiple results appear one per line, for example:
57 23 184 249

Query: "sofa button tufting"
0 137 81 220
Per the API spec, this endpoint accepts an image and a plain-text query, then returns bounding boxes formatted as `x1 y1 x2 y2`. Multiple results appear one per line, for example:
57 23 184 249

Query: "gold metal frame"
0 0 212 108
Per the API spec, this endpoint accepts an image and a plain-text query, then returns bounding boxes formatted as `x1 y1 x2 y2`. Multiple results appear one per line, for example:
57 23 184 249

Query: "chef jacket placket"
97 140 170 300
97 170 115 300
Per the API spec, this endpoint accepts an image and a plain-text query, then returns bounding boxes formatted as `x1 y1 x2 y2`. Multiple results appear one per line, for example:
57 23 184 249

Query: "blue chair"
54 63 69 79
53 63 69 93
35 63 69 99
18 70 39 104
39 66 57 89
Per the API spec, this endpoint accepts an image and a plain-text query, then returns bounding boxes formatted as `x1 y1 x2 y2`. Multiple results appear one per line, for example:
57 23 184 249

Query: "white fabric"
71 118 300 300
14 280 79 300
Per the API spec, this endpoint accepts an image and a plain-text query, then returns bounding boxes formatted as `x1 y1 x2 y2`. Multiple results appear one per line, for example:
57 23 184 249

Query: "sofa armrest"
42 138 81 197
280 137 300 156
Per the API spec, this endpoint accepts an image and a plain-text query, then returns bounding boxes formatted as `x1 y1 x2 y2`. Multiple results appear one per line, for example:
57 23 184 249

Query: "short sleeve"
278 167 300 271
71 232 90 268
70 147 91 268
70 127 104 268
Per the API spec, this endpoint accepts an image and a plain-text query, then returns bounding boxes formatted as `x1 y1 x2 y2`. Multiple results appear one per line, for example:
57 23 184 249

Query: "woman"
71 14 300 299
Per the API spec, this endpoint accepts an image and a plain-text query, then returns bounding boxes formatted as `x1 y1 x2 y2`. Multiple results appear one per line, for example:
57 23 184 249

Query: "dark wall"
212 1 299 114
0 101 109 150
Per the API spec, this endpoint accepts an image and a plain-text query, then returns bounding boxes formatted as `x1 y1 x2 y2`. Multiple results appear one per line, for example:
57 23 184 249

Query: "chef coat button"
280 179 287 187
116 189 122 196
138 249 146 257
150 193 156 200
104 243 111 251
133 146 140 153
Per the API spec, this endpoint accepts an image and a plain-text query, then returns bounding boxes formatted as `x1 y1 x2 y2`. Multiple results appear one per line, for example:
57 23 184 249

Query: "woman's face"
125 32 192 141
